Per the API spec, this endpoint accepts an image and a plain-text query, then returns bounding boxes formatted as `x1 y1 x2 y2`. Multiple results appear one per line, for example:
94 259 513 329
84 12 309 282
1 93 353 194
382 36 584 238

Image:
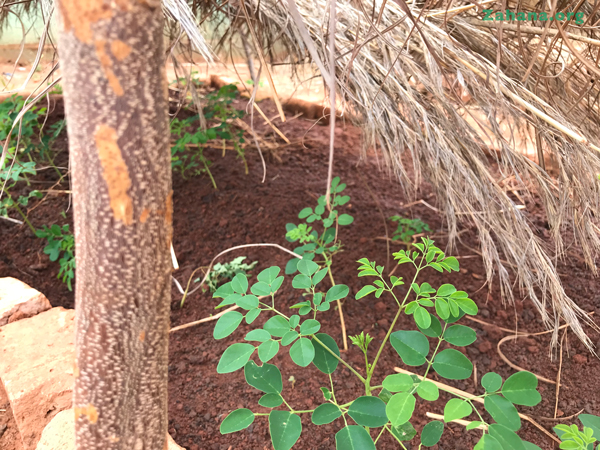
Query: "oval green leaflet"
421 420 444 447
501 371 541 407
432 349 473 380
214 311 244 340
217 343 255 374
347 396 388 427
311 333 340 374
269 410 302 450
390 330 429 366
335 425 375 450
289 337 315 367
220 408 255 434
244 360 283 394
312 403 342 425
386 392 416 427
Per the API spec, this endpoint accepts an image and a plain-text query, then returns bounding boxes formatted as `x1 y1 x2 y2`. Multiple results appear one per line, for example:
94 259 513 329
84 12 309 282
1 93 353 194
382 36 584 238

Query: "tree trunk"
56 1 172 449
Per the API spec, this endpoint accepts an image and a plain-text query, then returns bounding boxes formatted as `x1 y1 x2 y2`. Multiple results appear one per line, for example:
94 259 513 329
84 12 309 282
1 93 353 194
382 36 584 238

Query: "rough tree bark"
56 1 172 449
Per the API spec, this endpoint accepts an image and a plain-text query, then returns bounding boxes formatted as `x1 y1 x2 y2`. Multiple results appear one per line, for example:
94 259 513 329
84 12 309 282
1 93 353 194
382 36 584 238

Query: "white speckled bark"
56 1 172 449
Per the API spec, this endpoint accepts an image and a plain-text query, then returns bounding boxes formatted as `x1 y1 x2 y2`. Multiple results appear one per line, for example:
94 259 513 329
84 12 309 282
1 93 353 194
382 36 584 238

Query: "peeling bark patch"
95 125 133 225
73 361 80 378
140 208 150 223
95 40 124 96
74 404 99 424
56 0 113 43
111 40 132 61
139 331 146 342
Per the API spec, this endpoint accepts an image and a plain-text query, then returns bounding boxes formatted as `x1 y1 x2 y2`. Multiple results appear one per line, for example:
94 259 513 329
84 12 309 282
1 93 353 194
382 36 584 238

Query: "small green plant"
210 235 549 449
170 84 246 188
390 215 431 244
554 415 600 450
1 155 42 233
35 224 75 291
202 256 258 293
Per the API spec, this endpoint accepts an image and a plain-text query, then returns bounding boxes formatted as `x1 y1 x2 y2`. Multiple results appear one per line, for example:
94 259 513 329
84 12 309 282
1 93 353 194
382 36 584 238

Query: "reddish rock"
496 310 508 321
375 302 386 312
573 354 588 365
527 346 539 354
478 340 493 353
377 318 389 328
0 307 75 450
0 278 52 326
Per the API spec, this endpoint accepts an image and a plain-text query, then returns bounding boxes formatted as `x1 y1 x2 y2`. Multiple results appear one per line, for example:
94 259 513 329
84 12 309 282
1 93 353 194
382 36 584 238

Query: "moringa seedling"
210 236 548 449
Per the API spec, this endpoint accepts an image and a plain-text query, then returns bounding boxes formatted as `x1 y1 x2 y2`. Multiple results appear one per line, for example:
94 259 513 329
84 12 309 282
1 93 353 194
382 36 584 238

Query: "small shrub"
210 235 547 449
202 256 258 293
35 224 75 291
389 215 431 244
170 84 246 188
554 415 600 450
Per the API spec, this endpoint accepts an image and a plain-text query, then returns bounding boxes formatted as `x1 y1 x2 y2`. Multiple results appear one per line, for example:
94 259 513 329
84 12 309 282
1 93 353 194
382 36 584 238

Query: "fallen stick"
425 412 487 431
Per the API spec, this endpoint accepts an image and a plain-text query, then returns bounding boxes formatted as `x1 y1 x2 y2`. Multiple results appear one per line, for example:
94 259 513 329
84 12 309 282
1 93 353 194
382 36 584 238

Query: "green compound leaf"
312 333 340 374
298 207 313 219
484 395 521 431
444 398 473 422
220 408 255 434
356 285 377 299
217 343 255 374
417 380 439 401
433 349 473 380
382 373 414 393
414 306 432 329
454 297 478 315
335 425 376 450
263 316 290 337
214 282 234 299
235 294 259 310
474 434 503 450
421 420 444 447
251 281 272 296
444 324 477 347
435 298 450 320
300 319 321 335
289 337 315 367
245 329 271 342
501 371 541 407
338 214 354 226
231 273 249 294
298 259 319 276
281 331 300 346
244 360 283 394
482 372 503 392
312 403 342 425
259 393 283 408
258 340 280 363
289 315 300 329
292 274 312 289
437 284 456 297
418 314 443 338
488 424 526 450
390 422 417 441
579 414 600 441
313 268 328 286
386 392 416 427
258 266 281 284
326 284 350 303
347 396 388 427
269 410 302 450
214 311 244 340
245 308 261 324
390 330 429 366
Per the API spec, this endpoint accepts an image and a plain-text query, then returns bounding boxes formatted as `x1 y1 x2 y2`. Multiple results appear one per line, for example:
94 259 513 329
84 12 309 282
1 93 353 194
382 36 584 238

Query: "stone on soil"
0 278 52 326
0 307 75 450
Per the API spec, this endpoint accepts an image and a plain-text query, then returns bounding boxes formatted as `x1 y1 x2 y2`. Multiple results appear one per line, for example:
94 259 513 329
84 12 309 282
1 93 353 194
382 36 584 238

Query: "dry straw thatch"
2 0 600 350
196 0 600 350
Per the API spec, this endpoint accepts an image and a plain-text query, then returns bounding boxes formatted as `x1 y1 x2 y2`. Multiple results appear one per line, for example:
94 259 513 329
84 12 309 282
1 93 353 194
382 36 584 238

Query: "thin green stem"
12 202 36 234
328 374 338 405
421 322 448 381
367 266 422 382
386 425 408 449
281 397 294 412
374 426 387 444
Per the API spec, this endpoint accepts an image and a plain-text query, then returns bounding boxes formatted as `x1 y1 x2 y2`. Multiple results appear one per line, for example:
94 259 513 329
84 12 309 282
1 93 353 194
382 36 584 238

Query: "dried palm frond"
195 0 600 350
